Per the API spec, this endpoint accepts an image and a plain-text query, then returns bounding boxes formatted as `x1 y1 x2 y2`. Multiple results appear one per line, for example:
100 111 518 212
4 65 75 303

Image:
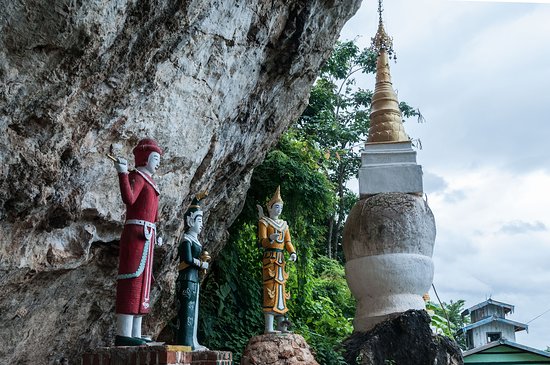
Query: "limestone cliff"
0 0 361 363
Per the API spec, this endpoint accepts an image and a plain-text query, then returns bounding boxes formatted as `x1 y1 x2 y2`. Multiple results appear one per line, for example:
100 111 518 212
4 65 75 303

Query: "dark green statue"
175 192 210 350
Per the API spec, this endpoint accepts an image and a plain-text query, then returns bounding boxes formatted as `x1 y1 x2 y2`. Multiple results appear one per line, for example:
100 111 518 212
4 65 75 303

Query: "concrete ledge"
362 150 418 165
361 141 418 166
359 164 423 196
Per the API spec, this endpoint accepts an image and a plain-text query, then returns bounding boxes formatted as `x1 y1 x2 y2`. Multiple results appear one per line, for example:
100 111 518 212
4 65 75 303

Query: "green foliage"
296 41 375 186
289 257 355 365
200 236 355 364
237 131 336 258
293 41 374 259
200 134 349 364
198 223 264 360
426 300 469 350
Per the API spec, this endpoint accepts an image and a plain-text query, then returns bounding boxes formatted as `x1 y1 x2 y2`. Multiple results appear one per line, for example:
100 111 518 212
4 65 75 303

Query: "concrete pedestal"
82 346 232 365
358 141 423 197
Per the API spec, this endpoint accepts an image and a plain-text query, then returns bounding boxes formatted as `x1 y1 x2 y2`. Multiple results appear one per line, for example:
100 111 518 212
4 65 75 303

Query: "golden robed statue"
257 186 297 333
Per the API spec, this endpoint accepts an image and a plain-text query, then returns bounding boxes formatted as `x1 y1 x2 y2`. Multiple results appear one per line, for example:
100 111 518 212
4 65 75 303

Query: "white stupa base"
345 253 434 332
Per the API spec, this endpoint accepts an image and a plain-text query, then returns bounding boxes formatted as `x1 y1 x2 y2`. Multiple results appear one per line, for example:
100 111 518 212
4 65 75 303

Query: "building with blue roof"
459 299 550 364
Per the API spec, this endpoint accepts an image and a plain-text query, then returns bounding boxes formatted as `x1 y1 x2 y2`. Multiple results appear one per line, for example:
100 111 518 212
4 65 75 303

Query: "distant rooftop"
461 298 515 317
463 339 550 359
457 315 528 335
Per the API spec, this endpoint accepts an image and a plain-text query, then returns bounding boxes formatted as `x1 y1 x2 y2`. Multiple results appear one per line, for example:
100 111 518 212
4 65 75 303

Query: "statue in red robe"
112 138 162 346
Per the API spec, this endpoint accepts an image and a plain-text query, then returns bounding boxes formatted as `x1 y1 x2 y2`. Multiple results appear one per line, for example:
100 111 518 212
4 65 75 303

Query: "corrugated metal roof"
461 299 515 317
457 315 528 334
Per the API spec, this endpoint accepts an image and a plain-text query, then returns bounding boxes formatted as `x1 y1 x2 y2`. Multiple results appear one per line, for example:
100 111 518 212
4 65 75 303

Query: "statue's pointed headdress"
185 190 208 220
266 186 283 209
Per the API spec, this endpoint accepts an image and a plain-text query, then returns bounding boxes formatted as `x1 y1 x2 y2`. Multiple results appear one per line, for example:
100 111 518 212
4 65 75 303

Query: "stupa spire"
370 0 394 57
366 0 409 144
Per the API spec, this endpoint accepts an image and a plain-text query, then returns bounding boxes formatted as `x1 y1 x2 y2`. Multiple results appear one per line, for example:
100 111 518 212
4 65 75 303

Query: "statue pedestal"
82 346 232 365
241 333 318 365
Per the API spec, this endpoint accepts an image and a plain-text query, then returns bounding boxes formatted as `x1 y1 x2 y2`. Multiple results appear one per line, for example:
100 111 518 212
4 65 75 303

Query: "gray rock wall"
0 0 361 363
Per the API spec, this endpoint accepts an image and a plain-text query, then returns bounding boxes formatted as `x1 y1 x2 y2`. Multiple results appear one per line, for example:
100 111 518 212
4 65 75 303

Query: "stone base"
82 346 232 365
343 310 463 365
241 333 318 365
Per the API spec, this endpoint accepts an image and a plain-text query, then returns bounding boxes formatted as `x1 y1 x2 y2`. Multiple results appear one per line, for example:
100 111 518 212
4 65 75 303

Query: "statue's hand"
269 233 278 242
114 158 128 174
289 253 297 262
156 237 163 246
200 261 209 270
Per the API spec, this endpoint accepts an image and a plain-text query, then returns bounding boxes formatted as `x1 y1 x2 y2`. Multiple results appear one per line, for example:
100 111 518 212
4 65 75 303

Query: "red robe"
115 170 160 315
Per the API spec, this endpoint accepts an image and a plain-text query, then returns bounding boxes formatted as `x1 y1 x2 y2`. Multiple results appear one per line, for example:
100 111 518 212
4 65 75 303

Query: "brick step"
82 345 232 365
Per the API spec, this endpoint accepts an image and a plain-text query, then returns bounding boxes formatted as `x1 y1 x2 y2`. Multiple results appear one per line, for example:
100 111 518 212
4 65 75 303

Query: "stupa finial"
370 0 395 58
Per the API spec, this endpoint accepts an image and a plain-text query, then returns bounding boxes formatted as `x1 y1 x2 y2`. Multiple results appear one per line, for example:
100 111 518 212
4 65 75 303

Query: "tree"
294 41 373 259
427 299 469 350
294 40 421 259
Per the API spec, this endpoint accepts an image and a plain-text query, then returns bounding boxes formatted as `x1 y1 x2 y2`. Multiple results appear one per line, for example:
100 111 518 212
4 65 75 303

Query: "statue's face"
188 215 203 234
145 152 161 175
270 202 283 217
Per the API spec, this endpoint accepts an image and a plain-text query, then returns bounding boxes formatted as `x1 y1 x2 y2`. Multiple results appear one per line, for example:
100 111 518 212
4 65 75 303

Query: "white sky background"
340 0 550 350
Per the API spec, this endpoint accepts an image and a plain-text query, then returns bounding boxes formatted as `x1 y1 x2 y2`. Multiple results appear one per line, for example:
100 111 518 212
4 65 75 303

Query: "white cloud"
426 167 550 349
438 6 550 83
423 171 449 193
457 0 550 3
499 220 547 234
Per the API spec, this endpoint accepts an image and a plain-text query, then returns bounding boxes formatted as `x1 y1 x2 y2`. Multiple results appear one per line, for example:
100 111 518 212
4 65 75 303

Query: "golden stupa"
366 1 409 144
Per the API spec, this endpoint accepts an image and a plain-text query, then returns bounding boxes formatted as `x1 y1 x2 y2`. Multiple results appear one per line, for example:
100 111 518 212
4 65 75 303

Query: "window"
487 332 501 342
466 332 474 350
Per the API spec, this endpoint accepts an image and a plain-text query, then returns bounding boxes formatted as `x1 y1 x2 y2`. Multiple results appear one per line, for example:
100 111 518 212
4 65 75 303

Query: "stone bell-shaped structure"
342 3 436 332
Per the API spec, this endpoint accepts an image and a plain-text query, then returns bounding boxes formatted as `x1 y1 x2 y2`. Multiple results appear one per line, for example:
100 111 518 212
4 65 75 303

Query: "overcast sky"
340 0 550 350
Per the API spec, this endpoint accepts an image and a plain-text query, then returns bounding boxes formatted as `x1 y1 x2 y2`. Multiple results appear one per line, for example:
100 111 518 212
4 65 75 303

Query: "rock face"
0 1 361 363
343 310 464 365
241 333 319 365
342 193 436 331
